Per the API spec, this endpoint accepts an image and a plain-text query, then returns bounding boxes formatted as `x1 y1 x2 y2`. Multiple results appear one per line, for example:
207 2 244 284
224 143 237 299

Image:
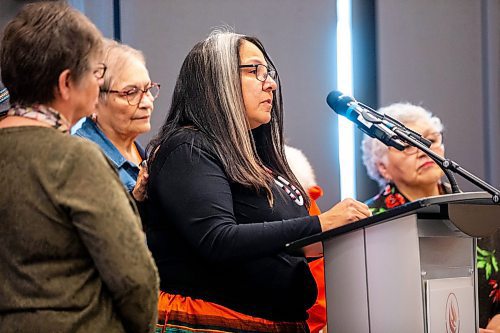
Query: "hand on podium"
318 198 371 231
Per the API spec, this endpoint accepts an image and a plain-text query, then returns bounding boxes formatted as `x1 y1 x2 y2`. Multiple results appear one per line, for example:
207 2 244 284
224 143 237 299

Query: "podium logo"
445 292 460 333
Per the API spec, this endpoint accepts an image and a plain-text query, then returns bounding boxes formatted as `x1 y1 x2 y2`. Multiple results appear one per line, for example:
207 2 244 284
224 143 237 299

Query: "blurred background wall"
1 0 498 210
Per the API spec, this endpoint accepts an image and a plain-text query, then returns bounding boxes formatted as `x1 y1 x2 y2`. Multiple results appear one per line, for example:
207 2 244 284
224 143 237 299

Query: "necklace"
274 175 304 206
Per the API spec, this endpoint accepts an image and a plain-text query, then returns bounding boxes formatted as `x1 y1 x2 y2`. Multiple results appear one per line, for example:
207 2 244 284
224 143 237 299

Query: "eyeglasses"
399 132 443 155
93 63 107 80
102 82 160 106
239 64 277 82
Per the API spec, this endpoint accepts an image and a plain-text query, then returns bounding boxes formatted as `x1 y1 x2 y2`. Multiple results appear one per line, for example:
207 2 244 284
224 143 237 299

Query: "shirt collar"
75 117 143 168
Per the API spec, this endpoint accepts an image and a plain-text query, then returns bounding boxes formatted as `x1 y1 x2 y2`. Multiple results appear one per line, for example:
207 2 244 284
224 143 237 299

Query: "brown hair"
0 1 103 106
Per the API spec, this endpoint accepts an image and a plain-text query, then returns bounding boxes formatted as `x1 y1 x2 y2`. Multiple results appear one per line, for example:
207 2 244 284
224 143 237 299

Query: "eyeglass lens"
256 64 276 82
127 84 160 105
403 133 443 155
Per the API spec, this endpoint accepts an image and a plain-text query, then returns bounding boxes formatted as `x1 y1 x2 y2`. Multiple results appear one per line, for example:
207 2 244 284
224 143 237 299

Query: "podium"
287 192 500 333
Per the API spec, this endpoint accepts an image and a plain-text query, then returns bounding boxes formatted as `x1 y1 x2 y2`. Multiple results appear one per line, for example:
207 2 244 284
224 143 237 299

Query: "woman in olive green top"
0 3 158 333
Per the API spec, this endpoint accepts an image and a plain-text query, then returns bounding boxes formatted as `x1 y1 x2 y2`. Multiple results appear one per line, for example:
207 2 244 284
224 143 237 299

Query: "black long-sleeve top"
143 128 322 321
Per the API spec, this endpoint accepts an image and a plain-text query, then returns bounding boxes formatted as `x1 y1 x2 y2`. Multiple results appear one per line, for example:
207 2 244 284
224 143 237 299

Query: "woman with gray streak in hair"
143 30 371 332
0 2 158 332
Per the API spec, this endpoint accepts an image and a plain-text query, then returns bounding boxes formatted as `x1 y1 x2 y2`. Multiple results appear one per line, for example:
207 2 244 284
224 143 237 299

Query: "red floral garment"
364 183 410 215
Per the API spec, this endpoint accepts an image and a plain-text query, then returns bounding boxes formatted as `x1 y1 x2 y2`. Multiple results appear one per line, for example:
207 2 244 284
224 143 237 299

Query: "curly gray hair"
361 102 444 186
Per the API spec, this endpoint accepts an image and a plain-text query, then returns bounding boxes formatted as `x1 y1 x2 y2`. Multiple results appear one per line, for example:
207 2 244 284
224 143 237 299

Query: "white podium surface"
287 192 500 333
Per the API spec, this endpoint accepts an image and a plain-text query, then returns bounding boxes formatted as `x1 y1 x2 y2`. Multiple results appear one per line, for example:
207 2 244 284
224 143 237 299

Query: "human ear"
377 161 391 182
56 69 72 101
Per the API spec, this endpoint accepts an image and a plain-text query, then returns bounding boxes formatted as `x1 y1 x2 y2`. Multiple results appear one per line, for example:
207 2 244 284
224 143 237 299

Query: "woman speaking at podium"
142 30 371 332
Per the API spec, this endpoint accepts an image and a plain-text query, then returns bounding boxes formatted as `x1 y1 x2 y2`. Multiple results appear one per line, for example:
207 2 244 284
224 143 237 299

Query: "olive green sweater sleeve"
54 139 159 333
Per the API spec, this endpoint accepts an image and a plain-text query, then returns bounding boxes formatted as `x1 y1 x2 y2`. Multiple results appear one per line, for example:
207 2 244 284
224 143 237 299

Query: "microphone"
326 91 406 150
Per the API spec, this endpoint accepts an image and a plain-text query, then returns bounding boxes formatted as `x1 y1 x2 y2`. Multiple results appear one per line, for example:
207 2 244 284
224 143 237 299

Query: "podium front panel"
299 195 494 333
365 214 426 333
324 228 369 333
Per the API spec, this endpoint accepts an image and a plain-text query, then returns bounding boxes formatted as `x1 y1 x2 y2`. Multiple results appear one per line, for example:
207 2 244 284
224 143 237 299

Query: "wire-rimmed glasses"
400 132 443 155
239 64 277 82
102 82 160 106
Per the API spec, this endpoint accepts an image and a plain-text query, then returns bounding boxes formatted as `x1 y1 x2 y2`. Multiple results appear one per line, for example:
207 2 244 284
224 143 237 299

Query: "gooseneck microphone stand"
330 92 500 204
390 123 500 204
357 102 462 195
377 111 462 195
356 101 500 203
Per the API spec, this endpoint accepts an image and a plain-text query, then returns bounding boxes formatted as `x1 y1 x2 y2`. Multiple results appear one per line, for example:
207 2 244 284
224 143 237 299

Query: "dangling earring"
381 169 392 182
91 113 97 122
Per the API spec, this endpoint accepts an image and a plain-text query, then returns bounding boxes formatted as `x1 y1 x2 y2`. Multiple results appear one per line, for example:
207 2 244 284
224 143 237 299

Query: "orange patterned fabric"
306 185 327 333
156 292 308 333
306 258 326 333
308 185 323 202
155 184 327 333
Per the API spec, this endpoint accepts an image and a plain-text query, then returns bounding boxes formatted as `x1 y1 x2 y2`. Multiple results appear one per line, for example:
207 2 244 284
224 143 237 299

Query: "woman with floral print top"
365 182 450 215
361 102 500 331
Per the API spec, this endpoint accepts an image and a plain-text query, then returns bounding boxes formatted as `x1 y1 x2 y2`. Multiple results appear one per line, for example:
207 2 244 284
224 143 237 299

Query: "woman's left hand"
132 160 149 202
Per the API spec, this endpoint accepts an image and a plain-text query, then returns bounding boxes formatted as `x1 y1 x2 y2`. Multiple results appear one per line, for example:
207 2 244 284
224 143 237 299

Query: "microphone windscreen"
326 91 354 116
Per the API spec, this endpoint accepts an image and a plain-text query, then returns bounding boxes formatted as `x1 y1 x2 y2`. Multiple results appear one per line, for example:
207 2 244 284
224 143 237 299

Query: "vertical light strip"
336 0 356 199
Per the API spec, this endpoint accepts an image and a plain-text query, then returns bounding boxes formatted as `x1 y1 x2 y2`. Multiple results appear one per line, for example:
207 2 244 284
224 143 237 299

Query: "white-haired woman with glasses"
361 102 449 214
143 30 371 333
361 102 500 332
74 39 160 196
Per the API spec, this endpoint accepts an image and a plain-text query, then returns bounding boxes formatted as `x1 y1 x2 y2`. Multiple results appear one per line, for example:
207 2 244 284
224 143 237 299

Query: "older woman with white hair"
361 102 500 331
361 102 449 214
74 39 159 196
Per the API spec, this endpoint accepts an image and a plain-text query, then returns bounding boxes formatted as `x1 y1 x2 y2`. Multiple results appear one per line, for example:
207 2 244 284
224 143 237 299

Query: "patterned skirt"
156 291 310 333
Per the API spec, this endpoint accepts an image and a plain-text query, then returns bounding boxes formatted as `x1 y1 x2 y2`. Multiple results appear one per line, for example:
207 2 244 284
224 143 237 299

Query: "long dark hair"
147 31 309 207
